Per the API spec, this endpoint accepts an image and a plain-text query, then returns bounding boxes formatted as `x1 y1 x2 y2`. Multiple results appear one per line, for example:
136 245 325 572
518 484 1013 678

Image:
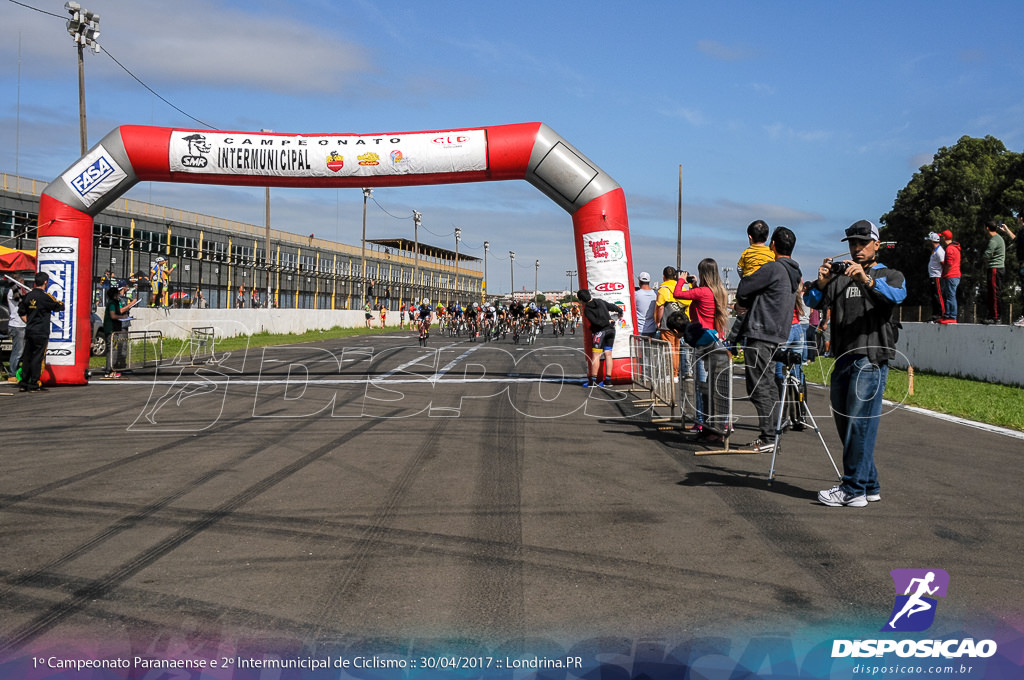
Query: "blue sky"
3 0 1024 291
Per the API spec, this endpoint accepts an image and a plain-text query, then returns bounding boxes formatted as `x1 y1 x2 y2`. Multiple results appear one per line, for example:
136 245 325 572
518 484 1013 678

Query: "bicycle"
418 318 430 347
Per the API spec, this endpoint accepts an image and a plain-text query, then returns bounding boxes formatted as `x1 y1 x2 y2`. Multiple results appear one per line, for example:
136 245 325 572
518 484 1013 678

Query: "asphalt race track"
1 328 1020 660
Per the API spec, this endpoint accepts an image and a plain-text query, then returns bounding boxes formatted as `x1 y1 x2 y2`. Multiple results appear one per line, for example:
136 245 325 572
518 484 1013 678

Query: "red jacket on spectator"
942 242 961 278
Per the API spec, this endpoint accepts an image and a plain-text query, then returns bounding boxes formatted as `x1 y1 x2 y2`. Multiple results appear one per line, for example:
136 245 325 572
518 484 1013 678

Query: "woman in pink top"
672 257 729 435
674 258 728 335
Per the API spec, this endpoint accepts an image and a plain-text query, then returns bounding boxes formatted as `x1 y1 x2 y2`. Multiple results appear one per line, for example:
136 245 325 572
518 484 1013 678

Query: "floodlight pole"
76 42 87 155
483 240 489 304
509 251 515 300
534 259 539 301
453 227 461 304
65 2 100 155
360 187 372 302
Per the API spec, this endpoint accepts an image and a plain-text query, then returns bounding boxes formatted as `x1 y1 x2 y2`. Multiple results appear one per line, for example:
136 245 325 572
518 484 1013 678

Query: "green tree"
881 135 1022 308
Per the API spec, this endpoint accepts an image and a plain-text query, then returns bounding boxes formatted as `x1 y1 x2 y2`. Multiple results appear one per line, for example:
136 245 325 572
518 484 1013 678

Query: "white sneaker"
1014 316 1024 327
818 485 867 507
866 492 881 502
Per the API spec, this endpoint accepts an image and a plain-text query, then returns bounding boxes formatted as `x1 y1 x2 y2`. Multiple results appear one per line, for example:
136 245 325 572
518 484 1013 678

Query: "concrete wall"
128 307 381 340
893 322 1024 387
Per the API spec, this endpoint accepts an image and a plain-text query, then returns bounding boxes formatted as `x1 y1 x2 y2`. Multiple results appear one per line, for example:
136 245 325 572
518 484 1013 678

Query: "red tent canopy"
0 246 36 271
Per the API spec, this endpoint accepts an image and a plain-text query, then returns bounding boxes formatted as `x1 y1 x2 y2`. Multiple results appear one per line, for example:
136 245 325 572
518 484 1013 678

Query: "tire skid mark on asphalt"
646 387 892 621
0 402 290 513
307 416 452 641
0 410 316 598
457 381 526 639
0 492 797 607
0 568 317 644
0 412 392 655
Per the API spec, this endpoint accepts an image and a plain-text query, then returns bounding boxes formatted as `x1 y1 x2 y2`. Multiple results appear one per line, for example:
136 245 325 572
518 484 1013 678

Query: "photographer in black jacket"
16 272 64 392
734 226 801 451
804 219 906 507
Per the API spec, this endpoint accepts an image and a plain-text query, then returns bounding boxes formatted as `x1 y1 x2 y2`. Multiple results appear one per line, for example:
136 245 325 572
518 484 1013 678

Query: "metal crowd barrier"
628 334 678 422
683 344 734 436
187 326 216 364
110 330 164 371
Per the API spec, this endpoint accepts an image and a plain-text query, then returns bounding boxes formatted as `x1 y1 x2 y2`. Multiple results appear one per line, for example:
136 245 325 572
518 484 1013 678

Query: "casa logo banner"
169 130 488 178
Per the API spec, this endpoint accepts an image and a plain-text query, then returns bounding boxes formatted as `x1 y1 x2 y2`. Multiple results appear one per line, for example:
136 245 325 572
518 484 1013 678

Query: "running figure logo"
882 569 950 632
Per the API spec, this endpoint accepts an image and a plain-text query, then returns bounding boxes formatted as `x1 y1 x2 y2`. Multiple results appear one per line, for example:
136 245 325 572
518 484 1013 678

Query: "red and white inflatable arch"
37 122 636 385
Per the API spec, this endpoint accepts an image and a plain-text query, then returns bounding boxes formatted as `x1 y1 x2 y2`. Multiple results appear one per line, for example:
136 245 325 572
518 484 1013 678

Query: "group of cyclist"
392 298 581 345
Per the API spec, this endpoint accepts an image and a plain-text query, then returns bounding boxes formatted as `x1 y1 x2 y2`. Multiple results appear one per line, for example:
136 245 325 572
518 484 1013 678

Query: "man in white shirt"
926 232 945 322
5 274 27 382
634 271 658 338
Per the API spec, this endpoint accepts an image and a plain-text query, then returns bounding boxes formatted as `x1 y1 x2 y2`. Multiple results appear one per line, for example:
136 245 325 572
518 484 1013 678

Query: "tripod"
767 359 842 483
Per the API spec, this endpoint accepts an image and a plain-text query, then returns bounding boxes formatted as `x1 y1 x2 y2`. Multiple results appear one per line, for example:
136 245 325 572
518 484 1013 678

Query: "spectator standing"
102 283 138 378
364 301 373 328
366 279 375 306
578 288 616 387
250 288 261 309
673 258 729 432
925 232 945 322
982 220 1006 324
734 226 802 452
996 218 1024 326
5 274 27 383
16 272 64 392
655 266 689 379
774 287 811 431
235 286 246 309
150 257 176 307
634 272 658 338
804 219 906 507
939 230 960 324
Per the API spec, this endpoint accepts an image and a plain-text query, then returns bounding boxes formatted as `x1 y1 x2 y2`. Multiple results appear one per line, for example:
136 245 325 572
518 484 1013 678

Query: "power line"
9 0 218 130
101 46 218 130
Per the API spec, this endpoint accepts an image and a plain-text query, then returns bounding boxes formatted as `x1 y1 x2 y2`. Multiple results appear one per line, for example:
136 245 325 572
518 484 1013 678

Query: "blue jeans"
941 277 959 320
829 355 889 497
775 322 807 382
8 325 25 377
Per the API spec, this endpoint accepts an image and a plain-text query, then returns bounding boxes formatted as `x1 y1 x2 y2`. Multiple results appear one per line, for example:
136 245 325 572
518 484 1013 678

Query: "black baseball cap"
841 220 880 242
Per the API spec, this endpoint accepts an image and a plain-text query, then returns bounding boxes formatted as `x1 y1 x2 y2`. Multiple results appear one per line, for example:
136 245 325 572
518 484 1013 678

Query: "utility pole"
566 269 576 296
261 129 273 306
676 164 683 270
413 210 422 302
534 259 539 301
65 2 100 156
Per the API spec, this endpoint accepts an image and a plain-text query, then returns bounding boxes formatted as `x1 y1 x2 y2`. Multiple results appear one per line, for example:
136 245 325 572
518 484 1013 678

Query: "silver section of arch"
524 123 621 214
42 127 140 216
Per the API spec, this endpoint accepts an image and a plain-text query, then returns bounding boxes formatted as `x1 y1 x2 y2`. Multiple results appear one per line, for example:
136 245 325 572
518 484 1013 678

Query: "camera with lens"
829 259 851 276
772 348 803 367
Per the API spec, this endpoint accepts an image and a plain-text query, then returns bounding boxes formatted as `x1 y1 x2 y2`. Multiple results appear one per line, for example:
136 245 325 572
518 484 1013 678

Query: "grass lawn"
87 324 408 370
802 356 1024 432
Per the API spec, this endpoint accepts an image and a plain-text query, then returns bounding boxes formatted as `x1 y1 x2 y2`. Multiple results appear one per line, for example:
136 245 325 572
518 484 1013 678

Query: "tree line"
880 135 1023 308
